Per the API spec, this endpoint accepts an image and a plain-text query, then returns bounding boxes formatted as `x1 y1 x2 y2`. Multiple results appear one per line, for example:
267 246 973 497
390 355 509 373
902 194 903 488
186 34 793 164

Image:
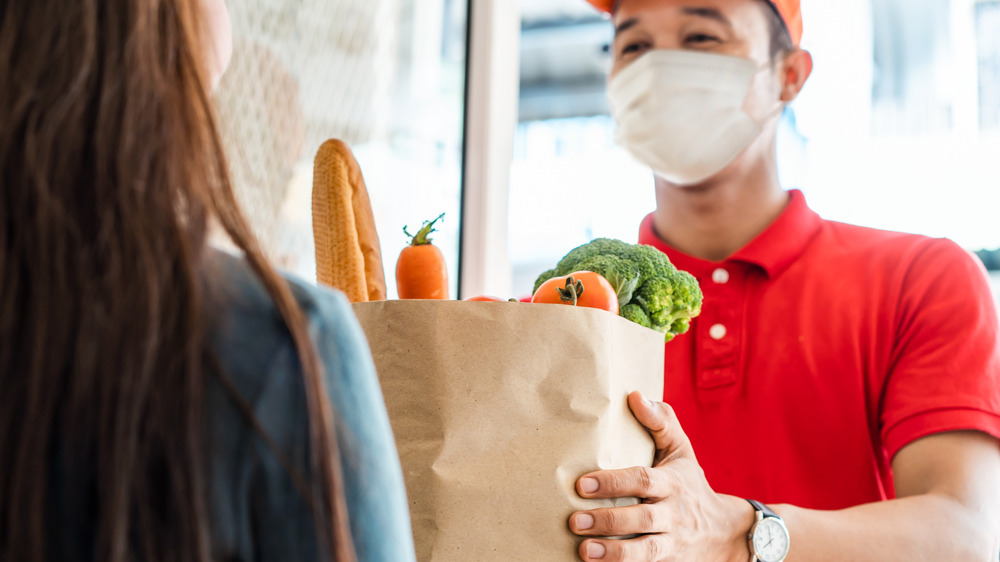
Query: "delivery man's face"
610 0 784 124
606 0 813 188
610 0 774 71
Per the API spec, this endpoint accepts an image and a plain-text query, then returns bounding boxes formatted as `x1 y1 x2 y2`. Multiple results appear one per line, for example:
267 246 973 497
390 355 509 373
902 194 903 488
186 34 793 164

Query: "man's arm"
777 430 1000 561
569 392 1000 562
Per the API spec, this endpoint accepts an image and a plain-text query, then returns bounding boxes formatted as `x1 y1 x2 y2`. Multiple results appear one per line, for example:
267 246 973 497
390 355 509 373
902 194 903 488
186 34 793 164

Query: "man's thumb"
627 391 692 459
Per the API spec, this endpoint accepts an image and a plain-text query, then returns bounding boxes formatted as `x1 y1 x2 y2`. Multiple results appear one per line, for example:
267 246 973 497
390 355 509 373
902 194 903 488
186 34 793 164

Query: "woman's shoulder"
207 248 355 336
202 248 372 463
203 249 415 561
205 249 362 384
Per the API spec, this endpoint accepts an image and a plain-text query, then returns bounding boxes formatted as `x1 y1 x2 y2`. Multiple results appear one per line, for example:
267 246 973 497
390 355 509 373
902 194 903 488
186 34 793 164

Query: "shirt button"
712 268 730 284
709 324 727 340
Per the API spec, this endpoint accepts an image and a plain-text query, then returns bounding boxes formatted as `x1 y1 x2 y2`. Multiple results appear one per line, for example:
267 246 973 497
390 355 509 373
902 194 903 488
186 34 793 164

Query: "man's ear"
779 49 813 102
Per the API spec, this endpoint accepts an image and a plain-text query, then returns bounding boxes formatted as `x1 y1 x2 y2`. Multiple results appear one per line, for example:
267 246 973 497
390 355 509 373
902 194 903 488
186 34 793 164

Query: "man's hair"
759 0 795 59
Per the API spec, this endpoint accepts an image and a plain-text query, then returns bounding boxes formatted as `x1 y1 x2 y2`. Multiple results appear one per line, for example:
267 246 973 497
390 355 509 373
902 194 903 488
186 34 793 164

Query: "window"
215 0 469 298
978 1 1000 131
871 0 954 135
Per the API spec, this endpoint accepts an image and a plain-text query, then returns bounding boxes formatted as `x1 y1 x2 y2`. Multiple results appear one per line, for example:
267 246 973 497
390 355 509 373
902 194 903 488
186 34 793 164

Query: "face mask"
607 49 785 186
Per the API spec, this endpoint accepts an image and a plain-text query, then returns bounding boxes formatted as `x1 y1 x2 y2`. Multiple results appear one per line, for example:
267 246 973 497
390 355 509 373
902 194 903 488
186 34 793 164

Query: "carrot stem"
404 213 445 246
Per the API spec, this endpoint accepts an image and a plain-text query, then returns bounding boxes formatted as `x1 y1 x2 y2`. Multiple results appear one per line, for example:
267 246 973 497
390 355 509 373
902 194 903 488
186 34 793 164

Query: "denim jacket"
205 251 416 561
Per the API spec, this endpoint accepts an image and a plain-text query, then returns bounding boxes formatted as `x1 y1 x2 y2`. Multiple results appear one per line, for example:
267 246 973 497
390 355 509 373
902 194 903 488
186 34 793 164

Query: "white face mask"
607 49 785 186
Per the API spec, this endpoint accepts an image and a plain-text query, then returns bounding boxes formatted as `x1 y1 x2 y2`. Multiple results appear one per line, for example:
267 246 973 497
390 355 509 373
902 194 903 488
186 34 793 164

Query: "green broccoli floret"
633 269 702 339
630 244 675 287
557 239 672 287
533 238 703 341
621 303 651 328
670 318 691 335
555 238 633 276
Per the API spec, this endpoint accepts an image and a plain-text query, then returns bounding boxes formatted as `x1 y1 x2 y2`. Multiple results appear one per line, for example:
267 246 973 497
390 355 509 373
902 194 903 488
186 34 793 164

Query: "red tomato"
530 271 619 315
463 295 506 302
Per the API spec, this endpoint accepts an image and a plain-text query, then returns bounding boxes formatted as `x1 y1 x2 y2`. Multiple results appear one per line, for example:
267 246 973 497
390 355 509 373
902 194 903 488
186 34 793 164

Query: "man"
565 1 1000 560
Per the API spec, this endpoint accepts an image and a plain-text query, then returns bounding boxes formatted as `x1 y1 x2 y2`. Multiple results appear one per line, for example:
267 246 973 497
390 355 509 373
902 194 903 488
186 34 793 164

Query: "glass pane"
510 0 1000 299
978 1 1000 132
215 0 468 299
871 0 953 135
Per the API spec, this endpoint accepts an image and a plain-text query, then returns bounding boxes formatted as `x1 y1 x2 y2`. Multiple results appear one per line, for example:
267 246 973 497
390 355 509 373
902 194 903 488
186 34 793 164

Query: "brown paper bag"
352 300 664 561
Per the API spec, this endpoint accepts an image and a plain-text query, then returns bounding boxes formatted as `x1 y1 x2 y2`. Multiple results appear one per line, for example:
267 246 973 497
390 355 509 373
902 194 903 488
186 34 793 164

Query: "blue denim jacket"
205 251 415 561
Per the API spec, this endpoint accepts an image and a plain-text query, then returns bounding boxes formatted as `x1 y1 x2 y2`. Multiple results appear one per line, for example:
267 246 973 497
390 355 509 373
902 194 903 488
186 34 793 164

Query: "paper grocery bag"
352 300 664 561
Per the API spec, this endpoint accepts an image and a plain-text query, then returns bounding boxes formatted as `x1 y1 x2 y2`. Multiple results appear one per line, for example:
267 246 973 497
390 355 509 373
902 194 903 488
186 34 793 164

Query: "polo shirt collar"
637 189 823 279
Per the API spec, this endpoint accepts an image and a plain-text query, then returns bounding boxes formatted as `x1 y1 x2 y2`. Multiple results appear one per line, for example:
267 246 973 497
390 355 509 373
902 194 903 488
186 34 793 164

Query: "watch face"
752 518 790 562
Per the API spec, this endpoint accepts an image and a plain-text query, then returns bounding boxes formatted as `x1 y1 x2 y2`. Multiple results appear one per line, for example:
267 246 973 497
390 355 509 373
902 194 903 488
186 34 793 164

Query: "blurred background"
215 0 469 299
214 0 1000 301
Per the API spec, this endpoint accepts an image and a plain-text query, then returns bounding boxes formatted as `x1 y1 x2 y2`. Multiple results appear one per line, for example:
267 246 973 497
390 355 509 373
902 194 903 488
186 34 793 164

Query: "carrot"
396 213 450 300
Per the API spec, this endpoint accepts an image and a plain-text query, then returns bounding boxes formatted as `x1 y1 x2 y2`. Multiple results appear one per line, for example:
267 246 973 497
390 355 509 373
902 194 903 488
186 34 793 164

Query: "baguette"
312 139 387 302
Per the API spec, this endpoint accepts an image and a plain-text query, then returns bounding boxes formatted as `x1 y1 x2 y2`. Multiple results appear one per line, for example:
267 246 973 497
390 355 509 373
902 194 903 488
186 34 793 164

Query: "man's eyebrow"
615 7 732 37
681 6 733 28
614 17 640 36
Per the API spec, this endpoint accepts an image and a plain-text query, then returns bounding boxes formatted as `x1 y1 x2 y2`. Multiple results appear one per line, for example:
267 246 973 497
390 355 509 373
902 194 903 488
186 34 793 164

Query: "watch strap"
747 499 779 520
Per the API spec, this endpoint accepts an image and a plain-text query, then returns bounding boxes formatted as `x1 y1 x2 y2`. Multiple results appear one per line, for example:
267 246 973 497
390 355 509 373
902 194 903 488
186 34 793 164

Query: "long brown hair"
0 0 354 560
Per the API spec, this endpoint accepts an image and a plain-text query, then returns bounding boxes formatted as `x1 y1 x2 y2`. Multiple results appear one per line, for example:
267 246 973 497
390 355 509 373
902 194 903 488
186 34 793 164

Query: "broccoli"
633 270 702 339
630 244 675 287
532 238 703 341
621 303 651 328
555 238 632 276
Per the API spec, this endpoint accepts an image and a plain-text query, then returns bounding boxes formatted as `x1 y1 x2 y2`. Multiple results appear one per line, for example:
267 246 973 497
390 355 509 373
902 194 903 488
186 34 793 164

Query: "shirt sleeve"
308 289 417 562
880 238 1000 460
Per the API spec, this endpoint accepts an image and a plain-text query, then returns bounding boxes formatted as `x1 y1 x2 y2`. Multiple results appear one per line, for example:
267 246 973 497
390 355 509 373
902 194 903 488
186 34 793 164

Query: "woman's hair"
0 0 354 560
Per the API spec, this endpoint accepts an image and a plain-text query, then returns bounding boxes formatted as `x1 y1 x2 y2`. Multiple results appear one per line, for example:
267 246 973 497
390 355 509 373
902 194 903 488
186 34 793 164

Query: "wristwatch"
746 499 790 562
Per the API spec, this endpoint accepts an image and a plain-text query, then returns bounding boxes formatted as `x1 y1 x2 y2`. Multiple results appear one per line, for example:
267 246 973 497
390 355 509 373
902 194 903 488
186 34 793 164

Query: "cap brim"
584 0 614 13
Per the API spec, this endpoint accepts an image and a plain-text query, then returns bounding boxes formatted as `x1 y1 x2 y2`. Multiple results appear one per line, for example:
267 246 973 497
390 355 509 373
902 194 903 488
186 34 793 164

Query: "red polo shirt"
638 190 1000 509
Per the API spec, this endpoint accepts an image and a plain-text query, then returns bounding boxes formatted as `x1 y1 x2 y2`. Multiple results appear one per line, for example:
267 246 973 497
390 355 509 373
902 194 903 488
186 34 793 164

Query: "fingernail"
642 394 653 407
587 542 606 559
575 513 595 530
580 477 599 494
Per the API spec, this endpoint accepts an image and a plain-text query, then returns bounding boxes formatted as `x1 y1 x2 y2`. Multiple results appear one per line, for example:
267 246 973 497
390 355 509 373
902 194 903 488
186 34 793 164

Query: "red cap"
585 0 803 46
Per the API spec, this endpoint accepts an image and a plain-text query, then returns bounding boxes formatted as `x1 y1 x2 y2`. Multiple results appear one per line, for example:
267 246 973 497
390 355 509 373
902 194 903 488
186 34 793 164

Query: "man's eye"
685 34 720 45
620 42 649 56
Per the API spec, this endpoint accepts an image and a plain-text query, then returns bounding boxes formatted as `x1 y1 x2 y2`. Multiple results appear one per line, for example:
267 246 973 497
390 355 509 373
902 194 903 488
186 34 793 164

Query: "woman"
0 0 415 560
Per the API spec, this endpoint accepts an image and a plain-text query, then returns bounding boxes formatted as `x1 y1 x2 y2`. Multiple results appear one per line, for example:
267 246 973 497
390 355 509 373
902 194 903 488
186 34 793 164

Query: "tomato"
463 295 506 302
530 271 619 315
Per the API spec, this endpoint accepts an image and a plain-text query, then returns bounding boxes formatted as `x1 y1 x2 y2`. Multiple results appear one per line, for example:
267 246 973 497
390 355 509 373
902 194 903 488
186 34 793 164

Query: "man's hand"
569 392 754 561
568 395 1000 562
